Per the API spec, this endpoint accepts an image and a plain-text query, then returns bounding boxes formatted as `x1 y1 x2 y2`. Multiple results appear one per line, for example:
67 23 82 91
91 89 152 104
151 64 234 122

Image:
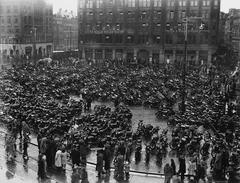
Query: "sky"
49 0 240 14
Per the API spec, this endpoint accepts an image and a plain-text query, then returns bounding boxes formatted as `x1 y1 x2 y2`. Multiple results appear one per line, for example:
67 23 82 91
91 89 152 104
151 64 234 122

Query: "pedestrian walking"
38 154 46 180
55 148 62 172
96 150 104 178
61 148 68 171
178 156 186 183
40 136 48 155
71 145 80 168
171 159 176 175
103 146 111 174
164 163 173 183
124 161 130 180
23 133 30 160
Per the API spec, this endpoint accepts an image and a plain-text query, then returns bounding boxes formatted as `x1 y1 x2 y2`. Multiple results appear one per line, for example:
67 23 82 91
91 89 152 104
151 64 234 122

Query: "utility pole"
181 16 202 114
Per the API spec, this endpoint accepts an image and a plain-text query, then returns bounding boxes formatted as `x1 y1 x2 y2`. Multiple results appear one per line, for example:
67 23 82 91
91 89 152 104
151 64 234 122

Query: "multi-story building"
0 0 53 59
78 0 220 65
53 10 78 51
228 9 240 57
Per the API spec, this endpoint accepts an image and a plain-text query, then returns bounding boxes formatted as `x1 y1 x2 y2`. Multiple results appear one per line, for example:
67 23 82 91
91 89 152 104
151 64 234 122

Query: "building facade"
0 0 53 60
228 9 240 57
78 0 220 65
53 10 78 51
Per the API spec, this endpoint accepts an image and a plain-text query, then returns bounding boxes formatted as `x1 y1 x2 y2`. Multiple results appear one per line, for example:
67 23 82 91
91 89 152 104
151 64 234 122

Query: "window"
203 0 210 6
8 16 11 24
214 0 218 6
118 0 124 6
183 0 186 6
157 23 161 27
170 11 174 19
166 23 171 31
86 0 93 8
14 17 18 24
96 0 103 8
190 1 198 6
128 0 135 7
139 0 150 7
79 0 84 8
154 0 162 7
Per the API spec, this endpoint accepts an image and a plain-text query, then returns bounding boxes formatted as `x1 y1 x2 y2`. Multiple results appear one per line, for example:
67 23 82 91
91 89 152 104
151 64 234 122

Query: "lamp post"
181 16 202 114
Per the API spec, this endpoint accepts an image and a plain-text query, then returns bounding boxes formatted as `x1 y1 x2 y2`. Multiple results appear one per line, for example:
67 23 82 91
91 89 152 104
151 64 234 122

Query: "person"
55 148 62 172
178 156 186 183
171 174 181 183
38 154 46 180
81 167 89 183
96 150 104 178
115 154 124 180
71 167 80 183
188 158 197 181
103 146 111 174
61 148 68 171
23 133 30 160
164 163 173 183
196 162 206 182
171 159 176 175
40 136 48 155
71 145 80 168
124 161 130 180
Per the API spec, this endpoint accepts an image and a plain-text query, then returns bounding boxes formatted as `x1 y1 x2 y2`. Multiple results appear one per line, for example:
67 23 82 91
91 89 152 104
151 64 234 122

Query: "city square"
0 0 240 183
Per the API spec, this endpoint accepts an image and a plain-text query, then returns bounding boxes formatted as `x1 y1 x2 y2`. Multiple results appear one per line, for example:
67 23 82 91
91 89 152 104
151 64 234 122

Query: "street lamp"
181 16 203 114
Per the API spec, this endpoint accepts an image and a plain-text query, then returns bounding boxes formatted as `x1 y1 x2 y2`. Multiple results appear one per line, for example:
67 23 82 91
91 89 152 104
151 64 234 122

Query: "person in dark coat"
178 156 186 183
96 150 104 178
171 159 176 175
38 154 46 179
103 147 111 174
164 163 173 183
71 145 80 168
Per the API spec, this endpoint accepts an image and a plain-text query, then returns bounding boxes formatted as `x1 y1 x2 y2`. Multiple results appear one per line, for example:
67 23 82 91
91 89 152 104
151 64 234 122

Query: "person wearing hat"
96 150 104 178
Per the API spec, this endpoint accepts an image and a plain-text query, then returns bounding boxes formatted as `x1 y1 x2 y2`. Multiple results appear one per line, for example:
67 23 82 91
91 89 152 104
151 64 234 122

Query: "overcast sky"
51 0 240 14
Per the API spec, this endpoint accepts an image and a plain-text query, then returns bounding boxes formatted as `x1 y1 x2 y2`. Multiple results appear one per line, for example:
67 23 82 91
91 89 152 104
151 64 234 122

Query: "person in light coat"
55 148 62 171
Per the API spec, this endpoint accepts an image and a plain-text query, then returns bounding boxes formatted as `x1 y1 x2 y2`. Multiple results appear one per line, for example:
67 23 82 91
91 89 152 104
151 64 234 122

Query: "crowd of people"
0 58 239 183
